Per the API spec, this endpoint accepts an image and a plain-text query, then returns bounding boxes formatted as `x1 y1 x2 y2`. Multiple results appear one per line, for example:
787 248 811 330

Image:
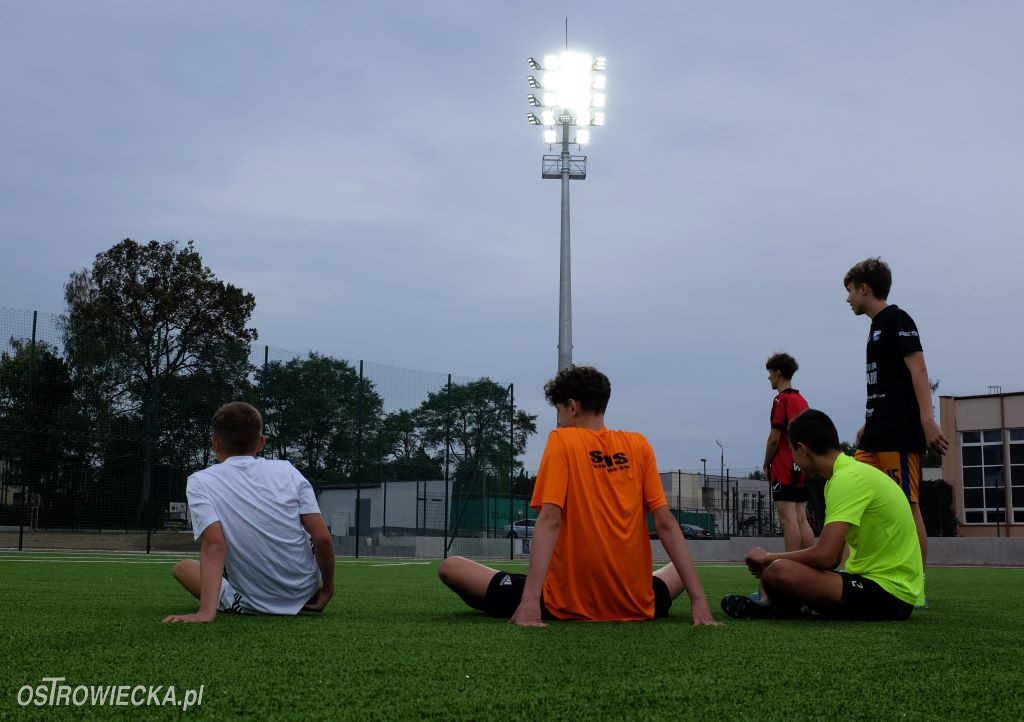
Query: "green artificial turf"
1 551 1021 720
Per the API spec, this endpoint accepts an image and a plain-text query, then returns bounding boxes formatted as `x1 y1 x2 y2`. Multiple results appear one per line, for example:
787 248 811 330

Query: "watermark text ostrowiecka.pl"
17 678 204 710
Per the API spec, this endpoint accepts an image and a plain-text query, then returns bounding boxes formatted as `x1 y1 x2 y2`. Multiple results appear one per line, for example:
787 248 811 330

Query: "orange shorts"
854 450 921 503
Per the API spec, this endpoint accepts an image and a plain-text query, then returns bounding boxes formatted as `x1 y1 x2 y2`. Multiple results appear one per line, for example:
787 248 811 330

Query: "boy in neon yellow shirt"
722 409 923 620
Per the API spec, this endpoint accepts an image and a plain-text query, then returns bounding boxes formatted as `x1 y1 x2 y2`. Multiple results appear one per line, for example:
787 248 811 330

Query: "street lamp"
525 51 607 371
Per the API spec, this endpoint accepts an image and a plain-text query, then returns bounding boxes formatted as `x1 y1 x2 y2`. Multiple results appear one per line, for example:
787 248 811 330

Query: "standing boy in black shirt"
844 258 948 567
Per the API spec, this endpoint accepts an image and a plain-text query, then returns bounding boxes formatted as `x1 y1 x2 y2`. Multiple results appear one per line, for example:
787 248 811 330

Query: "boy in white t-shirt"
163 402 335 623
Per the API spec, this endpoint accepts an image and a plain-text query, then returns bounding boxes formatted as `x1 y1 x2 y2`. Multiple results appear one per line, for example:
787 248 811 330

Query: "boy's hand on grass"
690 598 721 626
302 586 334 612
162 611 216 624
509 600 547 628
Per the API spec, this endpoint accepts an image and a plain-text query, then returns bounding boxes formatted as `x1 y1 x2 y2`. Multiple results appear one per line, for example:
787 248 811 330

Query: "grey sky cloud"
2 1 1021 475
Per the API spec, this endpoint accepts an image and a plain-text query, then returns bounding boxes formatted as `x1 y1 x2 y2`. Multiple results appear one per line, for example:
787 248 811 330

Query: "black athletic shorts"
771 481 809 503
483 572 672 620
829 572 913 621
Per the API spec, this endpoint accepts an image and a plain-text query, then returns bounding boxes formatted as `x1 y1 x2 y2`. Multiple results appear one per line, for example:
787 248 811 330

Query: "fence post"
18 311 38 551
443 374 451 558
508 384 514 561
145 330 164 554
354 360 364 559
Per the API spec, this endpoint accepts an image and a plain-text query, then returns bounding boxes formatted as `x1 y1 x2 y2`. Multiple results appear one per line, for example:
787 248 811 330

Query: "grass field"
1 552 1022 720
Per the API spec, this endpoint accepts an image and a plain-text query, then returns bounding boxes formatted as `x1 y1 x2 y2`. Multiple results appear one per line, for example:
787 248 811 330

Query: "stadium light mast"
526 52 607 371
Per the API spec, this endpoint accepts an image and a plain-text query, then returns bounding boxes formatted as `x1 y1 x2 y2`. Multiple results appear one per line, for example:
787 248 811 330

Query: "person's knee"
437 556 465 586
762 559 799 589
172 560 190 581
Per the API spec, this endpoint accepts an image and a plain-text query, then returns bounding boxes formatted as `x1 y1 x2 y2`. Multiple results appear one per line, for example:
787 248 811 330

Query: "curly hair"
543 365 611 414
765 352 799 380
212 401 263 454
843 257 892 300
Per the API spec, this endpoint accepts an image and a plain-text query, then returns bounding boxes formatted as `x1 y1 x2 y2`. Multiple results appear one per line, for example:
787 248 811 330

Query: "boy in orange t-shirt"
438 366 717 626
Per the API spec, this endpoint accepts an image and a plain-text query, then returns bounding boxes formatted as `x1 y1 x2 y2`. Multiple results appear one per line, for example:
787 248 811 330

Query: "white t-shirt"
187 456 322 615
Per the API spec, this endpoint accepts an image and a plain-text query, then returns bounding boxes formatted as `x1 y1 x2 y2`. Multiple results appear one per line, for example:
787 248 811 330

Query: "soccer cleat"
720 594 778 620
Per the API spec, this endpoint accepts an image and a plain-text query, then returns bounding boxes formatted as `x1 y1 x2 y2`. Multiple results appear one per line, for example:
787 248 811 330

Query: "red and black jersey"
769 388 809 486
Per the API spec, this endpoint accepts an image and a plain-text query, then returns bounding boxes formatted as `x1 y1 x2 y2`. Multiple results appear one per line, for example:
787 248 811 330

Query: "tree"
369 409 442 481
63 239 256 409
413 378 537 494
0 339 90 527
257 353 383 484
919 479 959 537
61 239 257 524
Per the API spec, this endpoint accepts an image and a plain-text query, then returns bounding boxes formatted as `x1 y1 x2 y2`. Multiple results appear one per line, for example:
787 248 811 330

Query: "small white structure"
317 480 452 536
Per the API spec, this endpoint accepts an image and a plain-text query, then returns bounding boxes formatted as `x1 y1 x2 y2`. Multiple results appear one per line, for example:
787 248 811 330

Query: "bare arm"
164 523 227 623
301 512 336 611
509 503 562 627
762 428 782 479
905 351 948 454
745 521 849 576
653 506 716 625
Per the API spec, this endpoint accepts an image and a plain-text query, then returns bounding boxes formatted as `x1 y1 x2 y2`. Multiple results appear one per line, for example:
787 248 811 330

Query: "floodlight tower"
526 52 606 372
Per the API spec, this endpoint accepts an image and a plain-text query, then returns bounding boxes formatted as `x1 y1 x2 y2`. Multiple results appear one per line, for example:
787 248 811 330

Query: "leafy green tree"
0 339 91 527
257 353 383 484
61 239 257 524
413 378 537 494
368 409 442 481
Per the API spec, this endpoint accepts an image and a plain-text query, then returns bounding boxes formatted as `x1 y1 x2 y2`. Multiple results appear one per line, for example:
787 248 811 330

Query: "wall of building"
939 392 1023 538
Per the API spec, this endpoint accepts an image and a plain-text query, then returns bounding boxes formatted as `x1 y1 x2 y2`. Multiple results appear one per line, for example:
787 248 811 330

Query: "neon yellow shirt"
824 453 925 606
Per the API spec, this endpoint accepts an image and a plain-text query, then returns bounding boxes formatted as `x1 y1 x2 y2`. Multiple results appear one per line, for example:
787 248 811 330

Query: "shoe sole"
721 594 776 619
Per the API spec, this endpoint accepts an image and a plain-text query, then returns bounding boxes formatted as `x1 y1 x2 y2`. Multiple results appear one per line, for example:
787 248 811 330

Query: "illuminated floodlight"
523 48 605 377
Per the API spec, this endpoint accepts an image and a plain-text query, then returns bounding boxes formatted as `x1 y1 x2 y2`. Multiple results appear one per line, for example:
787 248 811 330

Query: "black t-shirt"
859 304 926 453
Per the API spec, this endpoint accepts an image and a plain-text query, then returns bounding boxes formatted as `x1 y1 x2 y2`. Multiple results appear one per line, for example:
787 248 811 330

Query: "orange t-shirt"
530 427 668 621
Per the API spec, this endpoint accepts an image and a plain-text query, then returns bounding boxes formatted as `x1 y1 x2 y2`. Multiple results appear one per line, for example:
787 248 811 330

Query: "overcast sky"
1 1 1021 475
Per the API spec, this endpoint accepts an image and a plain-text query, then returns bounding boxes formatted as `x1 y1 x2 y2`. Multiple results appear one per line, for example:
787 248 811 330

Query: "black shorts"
771 481 809 503
483 572 672 620
828 572 913 621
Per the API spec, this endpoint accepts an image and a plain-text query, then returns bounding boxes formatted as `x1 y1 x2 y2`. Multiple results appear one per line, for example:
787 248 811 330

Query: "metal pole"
715 440 724 532
509 384 515 560
19 311 38 551
354 360 363 558
557 120 572 372
443 374 451 558
145 329 163 554
676 470 681 523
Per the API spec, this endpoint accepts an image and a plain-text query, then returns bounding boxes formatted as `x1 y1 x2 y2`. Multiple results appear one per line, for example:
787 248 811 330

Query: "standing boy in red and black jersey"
762 352 813 552
844 258 949 567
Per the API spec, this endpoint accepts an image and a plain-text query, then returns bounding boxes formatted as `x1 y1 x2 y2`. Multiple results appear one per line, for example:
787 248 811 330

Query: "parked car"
503 519 536 538
680 523 714 540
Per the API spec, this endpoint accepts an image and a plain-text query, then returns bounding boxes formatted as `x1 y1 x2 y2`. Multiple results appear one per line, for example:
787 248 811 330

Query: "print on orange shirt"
531 427 667 621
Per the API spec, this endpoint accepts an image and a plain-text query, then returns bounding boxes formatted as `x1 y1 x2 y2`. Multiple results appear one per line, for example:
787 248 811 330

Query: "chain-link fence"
0 307 533 557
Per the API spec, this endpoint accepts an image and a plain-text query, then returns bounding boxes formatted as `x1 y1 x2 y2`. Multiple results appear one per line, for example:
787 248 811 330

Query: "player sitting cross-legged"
438 365 718 626
721 409 924 621
163 401 335 623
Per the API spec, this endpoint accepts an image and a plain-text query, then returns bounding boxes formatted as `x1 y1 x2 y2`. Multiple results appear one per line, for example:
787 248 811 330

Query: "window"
1011 429 1024 523
961 430 1006 524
